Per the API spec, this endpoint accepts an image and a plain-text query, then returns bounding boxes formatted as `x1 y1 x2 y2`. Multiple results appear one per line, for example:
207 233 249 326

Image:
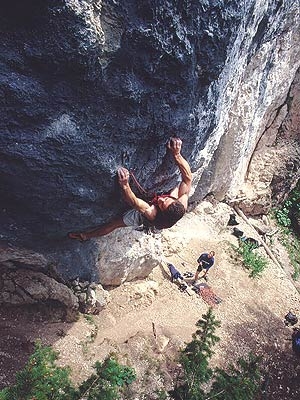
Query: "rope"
129 170 179 207
174 251 198 268
129 170 149 197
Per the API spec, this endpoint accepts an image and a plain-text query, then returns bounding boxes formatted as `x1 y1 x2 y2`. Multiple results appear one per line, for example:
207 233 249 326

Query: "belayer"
69 137 192 241
193 251 215 282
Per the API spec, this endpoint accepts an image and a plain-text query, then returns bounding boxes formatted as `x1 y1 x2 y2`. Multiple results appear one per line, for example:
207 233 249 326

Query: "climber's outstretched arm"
68 167 156 241
167 138 192 206
118 167 156 221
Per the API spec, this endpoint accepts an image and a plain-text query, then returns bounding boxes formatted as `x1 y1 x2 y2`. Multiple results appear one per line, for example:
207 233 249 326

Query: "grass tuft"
233 241 268 278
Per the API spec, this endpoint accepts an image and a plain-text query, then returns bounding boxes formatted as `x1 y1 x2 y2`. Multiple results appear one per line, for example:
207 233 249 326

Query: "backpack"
285 311 298 326
232 227 244 238
242 237 260 249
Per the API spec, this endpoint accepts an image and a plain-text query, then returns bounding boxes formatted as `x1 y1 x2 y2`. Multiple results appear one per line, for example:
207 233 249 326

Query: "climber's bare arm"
118 168 156 221
167 138 192 198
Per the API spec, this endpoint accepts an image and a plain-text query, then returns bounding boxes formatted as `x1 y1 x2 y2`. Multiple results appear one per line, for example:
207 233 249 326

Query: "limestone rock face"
0 1 299 286
196 2 300 202
232 69 300 215
96 228 163 286
0 243 79 318
0 267 79 320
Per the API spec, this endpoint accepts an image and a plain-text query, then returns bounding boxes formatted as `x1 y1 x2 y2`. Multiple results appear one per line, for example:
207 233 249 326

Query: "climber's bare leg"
85 217 127 238
68 217 126 241
68 232 88 241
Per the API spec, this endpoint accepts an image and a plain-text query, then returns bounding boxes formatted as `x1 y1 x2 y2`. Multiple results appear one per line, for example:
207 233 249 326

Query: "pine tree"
0 340 75 400
171 308 221 400
209 353 262 400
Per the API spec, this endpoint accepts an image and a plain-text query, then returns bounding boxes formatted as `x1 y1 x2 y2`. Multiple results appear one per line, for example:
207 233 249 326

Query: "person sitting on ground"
193 251 215 282
168 263 184 283
68 137 192 241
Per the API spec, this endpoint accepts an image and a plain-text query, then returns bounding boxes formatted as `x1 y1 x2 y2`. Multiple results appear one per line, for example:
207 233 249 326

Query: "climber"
193 251 215 282
68 137 192 241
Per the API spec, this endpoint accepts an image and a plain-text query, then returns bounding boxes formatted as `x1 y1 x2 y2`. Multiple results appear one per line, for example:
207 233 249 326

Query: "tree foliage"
236 241 268 278
275 181 300 229
0 310 262 400
0 342 135 400
0 340 75 400
76 357 136 400
170 309 262 400
171 308 220 400
273 180 300 280
210 353 262 400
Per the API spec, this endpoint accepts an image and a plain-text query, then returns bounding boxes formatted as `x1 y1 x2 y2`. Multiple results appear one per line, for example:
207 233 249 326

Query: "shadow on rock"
224 304 300 400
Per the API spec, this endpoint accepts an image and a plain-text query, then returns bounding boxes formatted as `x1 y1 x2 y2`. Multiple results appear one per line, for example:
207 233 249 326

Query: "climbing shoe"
183 271 194 278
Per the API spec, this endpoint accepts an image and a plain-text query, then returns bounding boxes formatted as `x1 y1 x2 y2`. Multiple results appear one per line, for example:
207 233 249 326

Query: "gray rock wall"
0 0 299 284
192 0 300 200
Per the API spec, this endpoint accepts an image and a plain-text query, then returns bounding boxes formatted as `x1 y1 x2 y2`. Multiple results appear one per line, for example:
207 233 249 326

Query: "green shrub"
210 353 262 400
171 308 220 400
235 241 268 278
274 182 300 229
274 202 292 227
0 344 136 400
272 181 300 281
170 309 262 400
0 340 75 400
76 356 136 400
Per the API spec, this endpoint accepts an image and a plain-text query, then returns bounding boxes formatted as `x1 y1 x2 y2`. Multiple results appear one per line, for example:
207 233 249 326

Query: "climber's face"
157 196 175 211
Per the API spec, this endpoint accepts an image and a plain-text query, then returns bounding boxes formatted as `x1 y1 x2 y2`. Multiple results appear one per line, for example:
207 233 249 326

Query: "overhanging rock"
0 0 299 285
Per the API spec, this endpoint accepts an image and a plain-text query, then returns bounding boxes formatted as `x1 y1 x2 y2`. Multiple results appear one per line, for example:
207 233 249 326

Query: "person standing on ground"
194 251 215 282
68 137 192 241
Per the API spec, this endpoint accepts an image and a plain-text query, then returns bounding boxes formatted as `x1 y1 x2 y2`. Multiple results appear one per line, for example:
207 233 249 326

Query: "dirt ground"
1 201 300 399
